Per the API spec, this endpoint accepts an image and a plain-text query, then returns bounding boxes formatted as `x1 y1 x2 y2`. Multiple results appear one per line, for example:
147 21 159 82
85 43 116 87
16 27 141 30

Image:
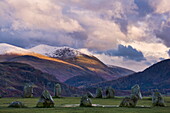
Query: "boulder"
54 83 61 98
119 84 142 107
80 95 92 107
87 92 94 98
8 101 26 108
24 84 33 98
106 87 115 98
96 88 103 98
152 90 166 107
36 90 55 108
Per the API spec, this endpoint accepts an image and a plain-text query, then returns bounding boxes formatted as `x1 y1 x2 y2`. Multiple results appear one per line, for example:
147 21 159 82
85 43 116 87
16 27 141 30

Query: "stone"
119 96 134 107
54 83 61 98
131 84 142 99
119 84 142 107
96 88 103 98
106 87 115 98
87 91 94 98
80 95 92 107
152 90 166 107
119 94 139 107
36 90 55 108
24 84 33 98
8 101 26 108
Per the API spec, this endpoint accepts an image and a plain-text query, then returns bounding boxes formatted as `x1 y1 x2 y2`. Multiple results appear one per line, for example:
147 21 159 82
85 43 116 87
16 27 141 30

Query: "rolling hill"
90 59 170 92
0 62 83 97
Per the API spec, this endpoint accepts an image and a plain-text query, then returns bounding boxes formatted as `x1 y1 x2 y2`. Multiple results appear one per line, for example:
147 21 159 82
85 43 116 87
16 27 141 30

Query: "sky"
0 0 170 71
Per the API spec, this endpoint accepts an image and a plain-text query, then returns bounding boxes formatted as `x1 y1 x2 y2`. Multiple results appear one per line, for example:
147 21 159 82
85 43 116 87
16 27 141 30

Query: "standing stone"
106 87 115 98
131 84 142 99
54 83 61 98
24 84 33 98
119 84 142 107
8 101 26 108
80 95 92 107
152 90 166 107
96 88 103 98
87 91 94 98
119 95 138 107
36 90 54 108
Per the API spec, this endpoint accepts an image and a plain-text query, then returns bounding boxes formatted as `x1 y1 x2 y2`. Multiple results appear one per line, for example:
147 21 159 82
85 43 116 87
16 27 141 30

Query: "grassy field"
0 97 170 113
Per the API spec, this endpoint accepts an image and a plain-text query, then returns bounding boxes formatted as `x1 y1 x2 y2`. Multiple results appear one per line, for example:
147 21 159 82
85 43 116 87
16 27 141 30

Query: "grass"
0 97 170 113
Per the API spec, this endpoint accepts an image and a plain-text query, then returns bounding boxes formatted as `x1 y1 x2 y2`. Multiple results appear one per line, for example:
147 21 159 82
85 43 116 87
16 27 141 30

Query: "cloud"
168 50 170 57
134 0 154 16
0 0 165 49
70 11 126 50
149 0 170 14
0 0 170 71
7 0 83 32
156 21 170 47
101 45 146 61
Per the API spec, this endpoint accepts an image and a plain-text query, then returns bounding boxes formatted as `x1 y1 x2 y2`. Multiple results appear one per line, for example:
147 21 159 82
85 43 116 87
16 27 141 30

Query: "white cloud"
149 0 170 14
6 0 83 32
70 10 126 50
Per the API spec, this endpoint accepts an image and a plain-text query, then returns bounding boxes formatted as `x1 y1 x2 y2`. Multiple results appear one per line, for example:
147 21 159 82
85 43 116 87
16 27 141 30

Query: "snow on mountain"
0 43 88 59
0 43 31 55
29 44 83 59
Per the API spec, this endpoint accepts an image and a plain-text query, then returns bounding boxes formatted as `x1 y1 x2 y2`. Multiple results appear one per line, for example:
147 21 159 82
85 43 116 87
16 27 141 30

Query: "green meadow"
0 97 170 113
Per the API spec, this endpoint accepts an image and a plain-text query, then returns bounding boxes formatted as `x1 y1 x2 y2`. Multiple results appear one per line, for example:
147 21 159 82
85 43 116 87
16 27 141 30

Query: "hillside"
30 44 134 80
90 59 170 91
64 55 134 87
65 55 133 80
0 43 134 88
0 62 83 97
0 43 31 55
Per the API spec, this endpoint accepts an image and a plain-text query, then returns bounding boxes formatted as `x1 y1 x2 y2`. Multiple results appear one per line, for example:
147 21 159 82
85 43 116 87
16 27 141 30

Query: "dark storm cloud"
67 31 88 48
68 31 88 40
0 30 30 48
134 0 154 16
156 22 170 47
113 18 128 34
103 45 146 62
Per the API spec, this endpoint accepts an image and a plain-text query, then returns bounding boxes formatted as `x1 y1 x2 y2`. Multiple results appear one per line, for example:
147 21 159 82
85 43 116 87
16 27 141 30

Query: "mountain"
29 44 134 80
90 59 170 91
0 43 134 88
0 43 32 55
64 55 134 87
108 65 136 78
29 44 83 59
0 62 83 97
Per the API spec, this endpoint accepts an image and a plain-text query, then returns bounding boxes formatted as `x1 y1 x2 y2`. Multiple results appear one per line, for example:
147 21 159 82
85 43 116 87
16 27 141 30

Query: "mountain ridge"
89 59 170 91
0 43 134 87
29 44 84 59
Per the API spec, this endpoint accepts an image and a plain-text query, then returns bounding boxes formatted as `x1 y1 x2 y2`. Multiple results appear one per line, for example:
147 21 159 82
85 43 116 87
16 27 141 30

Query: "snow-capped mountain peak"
0 43 31 55
29 44 83 59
